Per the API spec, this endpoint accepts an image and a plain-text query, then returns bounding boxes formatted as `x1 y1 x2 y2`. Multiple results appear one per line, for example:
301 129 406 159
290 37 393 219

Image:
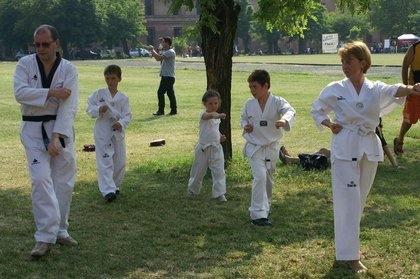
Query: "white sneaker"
216 195 227 202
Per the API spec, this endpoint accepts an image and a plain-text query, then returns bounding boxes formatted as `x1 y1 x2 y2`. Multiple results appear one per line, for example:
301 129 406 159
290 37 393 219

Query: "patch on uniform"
347 181 357 187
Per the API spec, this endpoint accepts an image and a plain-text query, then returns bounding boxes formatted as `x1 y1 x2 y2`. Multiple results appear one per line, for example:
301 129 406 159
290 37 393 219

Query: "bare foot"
345 260 367 273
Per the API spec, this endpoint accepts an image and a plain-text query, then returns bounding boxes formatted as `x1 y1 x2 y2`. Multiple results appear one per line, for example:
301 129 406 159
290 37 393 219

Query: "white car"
129 48 151 57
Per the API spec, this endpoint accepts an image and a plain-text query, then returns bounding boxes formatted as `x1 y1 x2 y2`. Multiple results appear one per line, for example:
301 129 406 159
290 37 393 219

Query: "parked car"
129 48 151 57
15 50 30 61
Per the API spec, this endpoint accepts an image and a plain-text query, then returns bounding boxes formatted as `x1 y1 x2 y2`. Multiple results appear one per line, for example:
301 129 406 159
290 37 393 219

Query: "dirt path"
74 59 401 78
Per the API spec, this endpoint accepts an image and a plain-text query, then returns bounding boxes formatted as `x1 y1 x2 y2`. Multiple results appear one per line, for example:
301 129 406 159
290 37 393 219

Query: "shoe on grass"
251 218 272 227
105 192 117 202
56 235 78 246
31 242 51 257
216 195 227 202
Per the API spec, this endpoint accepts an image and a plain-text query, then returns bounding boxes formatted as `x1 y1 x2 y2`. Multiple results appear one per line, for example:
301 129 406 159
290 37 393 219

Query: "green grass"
0 59 418 279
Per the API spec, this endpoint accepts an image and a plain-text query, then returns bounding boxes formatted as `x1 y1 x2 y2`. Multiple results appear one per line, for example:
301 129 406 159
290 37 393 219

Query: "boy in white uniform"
14 24 79 257
86 65 132 202
311 41 420 273
241 70 296 226
188 90 227 202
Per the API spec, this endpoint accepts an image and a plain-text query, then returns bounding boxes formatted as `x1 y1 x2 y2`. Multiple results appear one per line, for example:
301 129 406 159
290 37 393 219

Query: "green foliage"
326 10 372 42
0 0 146 57
235 0 254 53
369 0 420 37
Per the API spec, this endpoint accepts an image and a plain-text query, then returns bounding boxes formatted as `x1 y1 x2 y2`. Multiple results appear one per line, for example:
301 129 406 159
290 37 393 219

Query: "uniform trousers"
22 124 76 243
249 153 275 220
331 154 378 260
95 135 126 196
188 144 226 198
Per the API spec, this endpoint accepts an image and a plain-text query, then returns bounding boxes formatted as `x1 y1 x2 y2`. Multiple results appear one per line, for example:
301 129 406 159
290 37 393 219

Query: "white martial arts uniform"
312 78 404 260
14 54 78 244
86 88 132 197
241 93 296 220
188 112 226 198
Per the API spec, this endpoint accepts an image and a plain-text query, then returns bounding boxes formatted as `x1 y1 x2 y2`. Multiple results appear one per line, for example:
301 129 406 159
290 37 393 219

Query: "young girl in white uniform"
312 41 420 273
188 90 227 202
241 70 296 226
87 65 132 202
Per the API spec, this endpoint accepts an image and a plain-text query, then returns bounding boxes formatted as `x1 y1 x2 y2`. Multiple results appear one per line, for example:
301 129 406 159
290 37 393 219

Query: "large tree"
0 0 145 59
368 0 420 38
94 0 146 54
169 0 373 160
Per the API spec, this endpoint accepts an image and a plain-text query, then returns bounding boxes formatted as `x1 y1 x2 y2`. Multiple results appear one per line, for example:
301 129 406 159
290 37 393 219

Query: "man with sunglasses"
14 24 79 258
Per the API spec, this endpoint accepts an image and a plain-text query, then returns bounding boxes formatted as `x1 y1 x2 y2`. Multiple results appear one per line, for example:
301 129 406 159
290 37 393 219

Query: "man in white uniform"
241 70 296 226
14 25 78 258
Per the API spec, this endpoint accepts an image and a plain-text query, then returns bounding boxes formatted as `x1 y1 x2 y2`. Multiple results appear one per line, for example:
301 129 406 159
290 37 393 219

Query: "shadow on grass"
0 155 418 278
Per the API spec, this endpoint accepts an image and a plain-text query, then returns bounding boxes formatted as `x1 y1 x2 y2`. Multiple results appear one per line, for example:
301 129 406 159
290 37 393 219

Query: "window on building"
174 27 182 37
145 0 153 16
147 28 155 46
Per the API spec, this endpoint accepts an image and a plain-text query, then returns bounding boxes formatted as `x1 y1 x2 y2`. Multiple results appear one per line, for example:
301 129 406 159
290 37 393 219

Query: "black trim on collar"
36 52 62 88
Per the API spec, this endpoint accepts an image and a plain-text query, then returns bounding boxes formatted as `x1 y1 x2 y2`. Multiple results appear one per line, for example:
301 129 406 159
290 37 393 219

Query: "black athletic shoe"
251 218 272 226
169 111 177 115
153 111 164 116
115 190 120 196
105 192 117 202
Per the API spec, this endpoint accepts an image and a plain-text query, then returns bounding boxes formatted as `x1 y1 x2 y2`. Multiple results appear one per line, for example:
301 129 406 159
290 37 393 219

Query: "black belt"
22 115 57 122
22 115 58 150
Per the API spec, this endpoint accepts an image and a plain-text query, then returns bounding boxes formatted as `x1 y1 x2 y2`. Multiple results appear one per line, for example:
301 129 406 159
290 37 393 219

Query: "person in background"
394 40 420 156
311 41 420 273
148 37 177 116
14 24 79 258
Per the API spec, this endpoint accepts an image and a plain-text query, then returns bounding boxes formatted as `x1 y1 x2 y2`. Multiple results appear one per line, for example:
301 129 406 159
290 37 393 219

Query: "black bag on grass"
298 153 329 170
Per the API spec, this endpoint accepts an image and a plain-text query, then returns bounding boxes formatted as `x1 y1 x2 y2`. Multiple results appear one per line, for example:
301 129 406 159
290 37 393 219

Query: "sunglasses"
33 41 55 48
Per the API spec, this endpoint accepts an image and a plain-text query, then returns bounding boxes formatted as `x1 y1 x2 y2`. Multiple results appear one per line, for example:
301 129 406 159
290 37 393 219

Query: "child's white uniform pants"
188 143 226 198
95 135 126 196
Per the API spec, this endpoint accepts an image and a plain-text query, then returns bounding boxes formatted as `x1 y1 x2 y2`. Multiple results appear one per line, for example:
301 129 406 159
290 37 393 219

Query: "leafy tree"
94 0 146 54
326 11 371 42
235 0 253 53
369 0 420 38
168 0 374 160
0 0 146 59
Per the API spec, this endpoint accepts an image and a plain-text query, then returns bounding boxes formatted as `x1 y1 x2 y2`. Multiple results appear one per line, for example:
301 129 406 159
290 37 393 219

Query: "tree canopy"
0 0 146 58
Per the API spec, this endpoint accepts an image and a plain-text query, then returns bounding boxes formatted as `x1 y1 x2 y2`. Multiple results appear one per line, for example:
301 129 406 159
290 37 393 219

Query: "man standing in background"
149 36 177 116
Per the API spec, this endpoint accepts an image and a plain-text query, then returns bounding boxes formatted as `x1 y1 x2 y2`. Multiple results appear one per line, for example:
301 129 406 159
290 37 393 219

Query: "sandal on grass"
393 138 404 156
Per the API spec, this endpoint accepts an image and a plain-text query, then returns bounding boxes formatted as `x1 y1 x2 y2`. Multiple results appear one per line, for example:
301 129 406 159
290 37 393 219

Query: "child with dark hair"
86 65 132 202
241 70 296 226
187 90 227 202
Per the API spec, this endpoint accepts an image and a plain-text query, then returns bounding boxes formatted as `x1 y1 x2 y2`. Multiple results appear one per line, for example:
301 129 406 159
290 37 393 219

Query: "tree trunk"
200 0 240 161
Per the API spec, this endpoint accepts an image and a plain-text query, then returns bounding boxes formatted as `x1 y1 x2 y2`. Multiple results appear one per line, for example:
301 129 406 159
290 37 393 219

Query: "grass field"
0 57 418 279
